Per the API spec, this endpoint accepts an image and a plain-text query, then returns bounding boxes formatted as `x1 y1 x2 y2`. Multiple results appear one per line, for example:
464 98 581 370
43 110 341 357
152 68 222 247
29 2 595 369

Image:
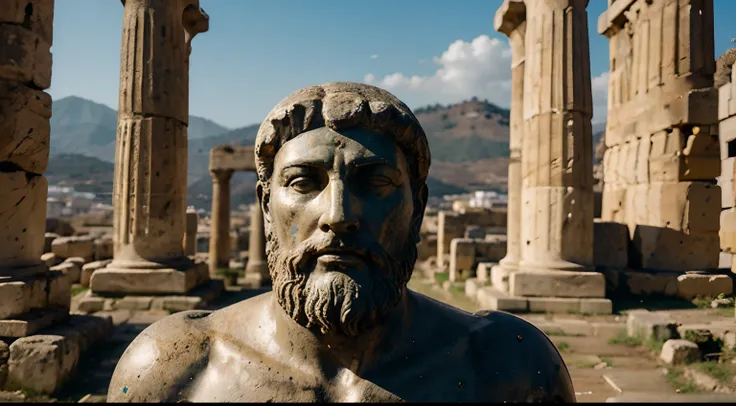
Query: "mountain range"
47 96 606 210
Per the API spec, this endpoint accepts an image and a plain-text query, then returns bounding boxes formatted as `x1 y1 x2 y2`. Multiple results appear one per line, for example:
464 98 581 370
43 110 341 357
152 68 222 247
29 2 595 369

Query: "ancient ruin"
208 145 269 286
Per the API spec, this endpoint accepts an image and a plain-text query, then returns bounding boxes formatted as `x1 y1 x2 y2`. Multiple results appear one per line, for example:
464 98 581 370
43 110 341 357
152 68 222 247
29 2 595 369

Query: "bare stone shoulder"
107 310 214 403
469 310 576 402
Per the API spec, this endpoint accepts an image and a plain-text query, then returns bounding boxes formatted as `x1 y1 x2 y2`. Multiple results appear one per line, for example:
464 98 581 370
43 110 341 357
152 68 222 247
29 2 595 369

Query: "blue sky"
50 0 736 129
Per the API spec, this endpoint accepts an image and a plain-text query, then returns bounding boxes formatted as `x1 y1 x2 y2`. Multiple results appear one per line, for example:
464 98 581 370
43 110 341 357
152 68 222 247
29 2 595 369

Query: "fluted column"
91 0 209 295
518 0 594 272
493 2 526 292
209 169 232 276
245 203 269 280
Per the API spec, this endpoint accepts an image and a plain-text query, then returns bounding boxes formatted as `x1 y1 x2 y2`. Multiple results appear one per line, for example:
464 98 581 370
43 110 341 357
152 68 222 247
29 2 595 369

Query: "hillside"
48 96 522 209
50 96 230 162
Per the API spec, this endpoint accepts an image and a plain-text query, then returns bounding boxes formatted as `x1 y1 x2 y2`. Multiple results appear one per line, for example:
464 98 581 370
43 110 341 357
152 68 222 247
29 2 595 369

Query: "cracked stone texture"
0 80 52 174
0 0 55 45
0 22 52 89
0 172 47 268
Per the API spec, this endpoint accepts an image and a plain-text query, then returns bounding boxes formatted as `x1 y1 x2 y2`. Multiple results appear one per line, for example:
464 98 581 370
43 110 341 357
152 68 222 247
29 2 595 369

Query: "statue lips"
315 247 368 268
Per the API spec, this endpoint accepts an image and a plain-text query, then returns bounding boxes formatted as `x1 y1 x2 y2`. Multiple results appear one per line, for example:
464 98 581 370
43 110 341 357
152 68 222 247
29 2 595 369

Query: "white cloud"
370 54 379 60
363 34 611 125
591 71 609 124
364 35 513 108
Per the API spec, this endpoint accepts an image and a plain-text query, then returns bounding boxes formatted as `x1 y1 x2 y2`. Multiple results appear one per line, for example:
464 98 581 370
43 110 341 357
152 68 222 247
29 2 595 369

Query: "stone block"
0 80 51 174
416 234 437 261
0 173 47 268
114 296 154 311
0 270 68 320
720 252 733 270
647 129 720 183
93 238 113 261
50 236 94 262
593 220 629 267
721 209 736 252
90 262 209 295
601 185 627 223
510 270 606 298
528 297 580 314
464 278 483 300
46 269 71 309
626 310 678 342
591 322 626 339
40 252 58 267
0 307 69 338
720 176 735 209
660 339 701 365
6 335 78 394
474 237 507 262
476 286 527 312
0 24 52 89
50 262 80 284
45 218 74 237
719 83 733 121
646 182 720 234
623 270 678 296
0 0 55 44
76 292 105 314
80 259 112 287
449 238 475 282
676 274 733 300
579 298 613 315
632 226 719 271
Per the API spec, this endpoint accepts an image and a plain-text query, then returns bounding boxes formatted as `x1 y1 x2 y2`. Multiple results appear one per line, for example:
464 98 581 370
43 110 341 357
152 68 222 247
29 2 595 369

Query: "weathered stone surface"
510 270 606 298
626 310 677 342
50 262 80 284
40 252 58 267
0 173 47 268
90 263 208 295
623 270 679 296
476 262 494 283
528 297 579 314
0 24 52 89
115 296 154 311
0 269 69 321
436 210 506 265
676 274 733 300
449 238 475 282
0 307 68 338
721 209 736 252
50 236 94 262
476 286 527 312
0 339 7 388
660 339 701 364
633 226 719 271
93 237 113 261
593 220 629 267
183 208 199 256
45 218 74 237
0 0 55 44
80 259 112 287
0 80 52 174
490 264 513 293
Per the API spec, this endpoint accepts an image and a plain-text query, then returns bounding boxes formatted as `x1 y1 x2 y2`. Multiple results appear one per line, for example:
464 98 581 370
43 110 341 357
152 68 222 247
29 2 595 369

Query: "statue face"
263 127 420 336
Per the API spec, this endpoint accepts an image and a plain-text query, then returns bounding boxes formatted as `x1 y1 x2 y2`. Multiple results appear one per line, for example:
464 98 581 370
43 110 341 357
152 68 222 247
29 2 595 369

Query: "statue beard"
267 229 418 337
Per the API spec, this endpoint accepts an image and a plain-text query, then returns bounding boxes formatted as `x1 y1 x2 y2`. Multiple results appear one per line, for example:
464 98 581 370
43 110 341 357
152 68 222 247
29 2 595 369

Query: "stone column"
491 0 526 292
513 0 605 299
245 203 269 281
183 206 198 256
0 0 72 337
208 169 232 276
91 0 210 295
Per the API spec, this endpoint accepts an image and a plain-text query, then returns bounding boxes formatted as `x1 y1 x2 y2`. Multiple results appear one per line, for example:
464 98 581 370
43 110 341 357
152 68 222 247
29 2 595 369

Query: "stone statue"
107 82 576 403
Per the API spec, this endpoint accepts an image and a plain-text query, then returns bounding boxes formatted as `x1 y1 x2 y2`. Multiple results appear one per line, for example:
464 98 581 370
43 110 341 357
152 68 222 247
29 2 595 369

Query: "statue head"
255 82 431 337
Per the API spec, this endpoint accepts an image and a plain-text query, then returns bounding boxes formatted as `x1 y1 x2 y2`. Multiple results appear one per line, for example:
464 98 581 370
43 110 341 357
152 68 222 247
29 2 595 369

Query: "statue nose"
318 180 359 234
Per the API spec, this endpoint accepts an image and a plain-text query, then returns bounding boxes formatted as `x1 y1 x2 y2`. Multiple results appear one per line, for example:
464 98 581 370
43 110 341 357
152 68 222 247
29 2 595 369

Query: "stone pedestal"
245 203 269 281
183 207 198 256
209 169 232 276
93 0 213 297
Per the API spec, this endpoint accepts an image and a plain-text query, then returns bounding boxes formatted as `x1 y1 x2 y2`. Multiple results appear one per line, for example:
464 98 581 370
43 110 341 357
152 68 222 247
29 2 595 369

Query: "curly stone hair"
254 82 431 195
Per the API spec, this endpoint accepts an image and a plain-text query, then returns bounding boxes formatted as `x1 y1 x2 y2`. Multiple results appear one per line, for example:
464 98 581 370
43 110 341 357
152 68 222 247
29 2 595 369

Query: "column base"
510 269 606 298
2 314 113 394
490 263 517 293
474 286 612 315
90 258 210 295
78 279 225 314
245 260 270 281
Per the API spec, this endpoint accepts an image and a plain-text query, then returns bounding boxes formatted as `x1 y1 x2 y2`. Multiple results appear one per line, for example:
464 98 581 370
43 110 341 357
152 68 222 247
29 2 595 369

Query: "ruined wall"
599 0 720 271
718 53 736 269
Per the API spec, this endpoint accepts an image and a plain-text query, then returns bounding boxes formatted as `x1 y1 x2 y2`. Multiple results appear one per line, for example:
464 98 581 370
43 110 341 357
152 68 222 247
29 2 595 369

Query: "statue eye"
367 176 394 187
288 177 318 193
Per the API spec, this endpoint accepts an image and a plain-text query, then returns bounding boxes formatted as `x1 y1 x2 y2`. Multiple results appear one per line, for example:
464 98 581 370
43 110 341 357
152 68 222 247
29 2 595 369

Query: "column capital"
210 169 234 184
494 0 526 36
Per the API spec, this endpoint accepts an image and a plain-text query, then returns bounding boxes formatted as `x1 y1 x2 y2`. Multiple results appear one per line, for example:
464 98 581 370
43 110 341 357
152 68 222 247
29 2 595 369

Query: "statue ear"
256 181 271 227
412 183 428 242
